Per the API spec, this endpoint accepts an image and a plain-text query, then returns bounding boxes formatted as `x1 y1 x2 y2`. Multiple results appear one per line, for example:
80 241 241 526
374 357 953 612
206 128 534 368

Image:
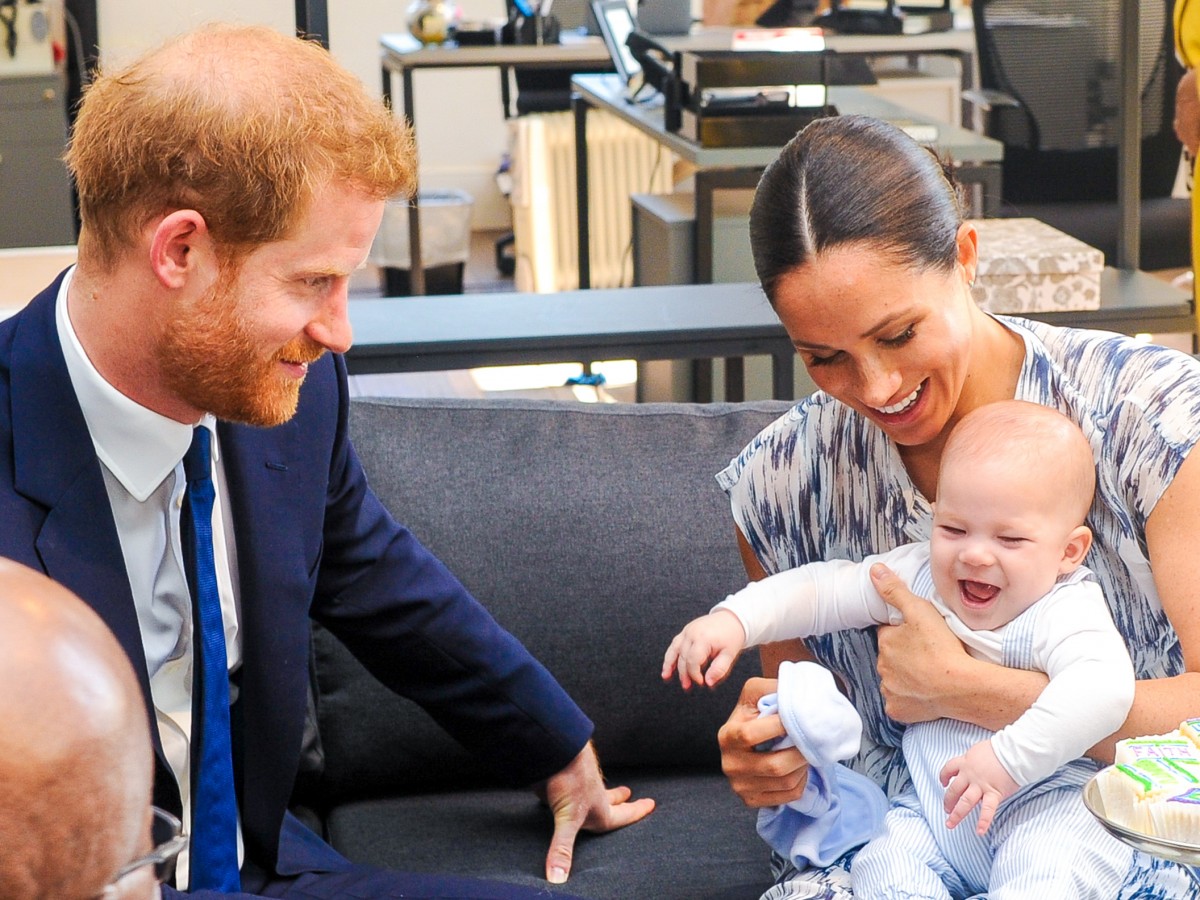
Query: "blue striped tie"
181 426 241 891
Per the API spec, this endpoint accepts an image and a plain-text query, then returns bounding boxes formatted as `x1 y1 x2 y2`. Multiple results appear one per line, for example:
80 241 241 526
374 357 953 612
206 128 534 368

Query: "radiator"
510 109 676 292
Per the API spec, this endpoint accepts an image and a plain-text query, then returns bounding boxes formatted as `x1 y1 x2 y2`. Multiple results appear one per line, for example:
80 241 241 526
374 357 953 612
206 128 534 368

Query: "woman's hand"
871 564 1048 731
872 564 968 724
718 676 810 808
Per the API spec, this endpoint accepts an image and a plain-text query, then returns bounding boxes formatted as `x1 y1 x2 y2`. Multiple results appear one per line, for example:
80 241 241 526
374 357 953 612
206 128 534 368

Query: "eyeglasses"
95 807 186 898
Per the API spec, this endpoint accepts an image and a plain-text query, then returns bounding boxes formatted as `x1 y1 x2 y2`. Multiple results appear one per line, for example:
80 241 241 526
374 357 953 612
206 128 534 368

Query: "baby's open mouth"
960 580 999 606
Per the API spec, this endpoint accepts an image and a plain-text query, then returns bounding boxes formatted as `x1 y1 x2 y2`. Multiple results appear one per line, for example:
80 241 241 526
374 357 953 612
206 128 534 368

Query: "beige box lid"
969 218 1105 278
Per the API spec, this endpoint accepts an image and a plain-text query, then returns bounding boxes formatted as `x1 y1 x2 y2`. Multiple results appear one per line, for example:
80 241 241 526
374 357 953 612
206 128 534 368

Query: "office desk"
665 24 980 127
379 32 613 294
378 24 979 294
344 268 1191 401
570 74 1004 292
348 281 797 398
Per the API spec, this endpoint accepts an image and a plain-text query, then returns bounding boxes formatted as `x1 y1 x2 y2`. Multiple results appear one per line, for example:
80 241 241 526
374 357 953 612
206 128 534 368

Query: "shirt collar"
56 267 218 502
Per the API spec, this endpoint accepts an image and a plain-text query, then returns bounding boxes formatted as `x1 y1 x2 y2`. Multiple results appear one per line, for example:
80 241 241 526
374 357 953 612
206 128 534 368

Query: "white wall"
97 0 293 63
328 0 510 227
97 0 512 228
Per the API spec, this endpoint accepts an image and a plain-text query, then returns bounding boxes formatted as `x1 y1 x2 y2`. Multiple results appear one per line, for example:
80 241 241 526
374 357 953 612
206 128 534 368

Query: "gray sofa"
300 395 797 899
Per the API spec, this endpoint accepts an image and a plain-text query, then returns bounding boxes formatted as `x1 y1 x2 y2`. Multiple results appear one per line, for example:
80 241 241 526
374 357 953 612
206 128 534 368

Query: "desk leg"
772 352 794 401
957 162 1003 218
574 94 591 291
501 65 513 119
980 165 1002 217
959 49 980 133
695 169 766 402
403 68 426 296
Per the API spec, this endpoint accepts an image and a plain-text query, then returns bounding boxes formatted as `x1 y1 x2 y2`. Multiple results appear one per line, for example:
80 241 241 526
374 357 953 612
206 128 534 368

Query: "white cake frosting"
1097 720 1200 843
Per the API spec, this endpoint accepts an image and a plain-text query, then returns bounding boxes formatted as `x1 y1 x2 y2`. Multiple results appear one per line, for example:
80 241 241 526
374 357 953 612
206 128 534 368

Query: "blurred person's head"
0 559 158 899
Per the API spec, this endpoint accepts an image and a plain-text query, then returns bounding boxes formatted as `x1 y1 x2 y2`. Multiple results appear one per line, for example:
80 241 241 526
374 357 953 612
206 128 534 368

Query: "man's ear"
148 210 213 289
1059 524 1093 574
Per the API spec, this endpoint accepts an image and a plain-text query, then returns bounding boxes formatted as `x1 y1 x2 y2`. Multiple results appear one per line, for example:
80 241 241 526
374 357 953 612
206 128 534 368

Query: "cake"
1096 720 1200 843
1148 786 1200 842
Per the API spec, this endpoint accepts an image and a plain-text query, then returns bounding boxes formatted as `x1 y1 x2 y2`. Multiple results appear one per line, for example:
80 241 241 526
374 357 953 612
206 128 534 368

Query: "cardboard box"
968 218 1104 314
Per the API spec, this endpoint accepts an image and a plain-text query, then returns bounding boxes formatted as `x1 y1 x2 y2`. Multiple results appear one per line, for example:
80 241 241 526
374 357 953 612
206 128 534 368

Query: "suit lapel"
8 285 178 806
219 415 314 845
10 286 149 672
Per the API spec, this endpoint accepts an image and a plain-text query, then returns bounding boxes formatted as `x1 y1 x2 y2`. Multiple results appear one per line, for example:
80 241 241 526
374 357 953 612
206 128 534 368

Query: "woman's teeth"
875 383 923 415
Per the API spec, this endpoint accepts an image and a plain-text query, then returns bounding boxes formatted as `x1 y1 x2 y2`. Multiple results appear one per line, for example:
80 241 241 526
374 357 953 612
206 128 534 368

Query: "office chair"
973 0 1189 271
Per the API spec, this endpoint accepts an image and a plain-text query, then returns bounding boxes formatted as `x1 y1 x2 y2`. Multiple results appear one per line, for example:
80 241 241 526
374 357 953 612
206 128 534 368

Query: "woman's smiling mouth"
873 382 925 416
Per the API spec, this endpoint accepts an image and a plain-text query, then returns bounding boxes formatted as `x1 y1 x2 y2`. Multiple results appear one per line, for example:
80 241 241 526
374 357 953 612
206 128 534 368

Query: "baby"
664 400 1137 898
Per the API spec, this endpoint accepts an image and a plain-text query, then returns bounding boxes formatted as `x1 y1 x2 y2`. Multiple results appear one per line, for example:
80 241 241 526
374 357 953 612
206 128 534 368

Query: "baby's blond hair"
939 400 1096 524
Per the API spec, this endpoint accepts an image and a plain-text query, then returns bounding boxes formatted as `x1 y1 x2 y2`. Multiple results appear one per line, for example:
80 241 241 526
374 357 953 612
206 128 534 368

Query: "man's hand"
1176 69 1200 157
538 742 655 884
939 739 1019 836
662 609 747 690
718 676 809 808
871 564 966 724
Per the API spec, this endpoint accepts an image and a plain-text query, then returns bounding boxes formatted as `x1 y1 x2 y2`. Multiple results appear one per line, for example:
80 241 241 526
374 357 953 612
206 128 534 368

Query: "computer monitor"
592 0 642 86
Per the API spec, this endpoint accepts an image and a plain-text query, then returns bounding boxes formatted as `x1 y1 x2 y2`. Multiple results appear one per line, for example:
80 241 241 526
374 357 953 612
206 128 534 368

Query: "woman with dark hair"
716 114 1200 898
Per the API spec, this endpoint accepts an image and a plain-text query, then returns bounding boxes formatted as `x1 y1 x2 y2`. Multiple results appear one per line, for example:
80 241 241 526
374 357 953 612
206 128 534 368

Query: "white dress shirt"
55 268 244 888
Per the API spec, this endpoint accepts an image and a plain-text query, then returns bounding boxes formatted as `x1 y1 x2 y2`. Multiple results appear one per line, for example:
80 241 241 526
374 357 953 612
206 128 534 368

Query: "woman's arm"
870 568 1047 730
1089 449 1200 763
716 528 811 808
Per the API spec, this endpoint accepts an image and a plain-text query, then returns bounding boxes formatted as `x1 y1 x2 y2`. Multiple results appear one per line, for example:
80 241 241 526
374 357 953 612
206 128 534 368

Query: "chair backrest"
974 0 1183 202
310 397 792 805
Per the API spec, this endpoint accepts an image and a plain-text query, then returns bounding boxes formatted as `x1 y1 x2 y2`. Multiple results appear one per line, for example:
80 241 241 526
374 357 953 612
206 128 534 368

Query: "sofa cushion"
315 397 793 803
326 771 771 900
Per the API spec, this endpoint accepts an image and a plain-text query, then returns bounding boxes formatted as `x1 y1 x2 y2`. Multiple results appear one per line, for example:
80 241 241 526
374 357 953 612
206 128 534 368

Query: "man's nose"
305 281 353 354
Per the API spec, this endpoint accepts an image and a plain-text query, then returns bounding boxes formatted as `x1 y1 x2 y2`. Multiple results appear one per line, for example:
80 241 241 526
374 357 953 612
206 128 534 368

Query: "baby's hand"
661 610 747 690
939 739 1020 836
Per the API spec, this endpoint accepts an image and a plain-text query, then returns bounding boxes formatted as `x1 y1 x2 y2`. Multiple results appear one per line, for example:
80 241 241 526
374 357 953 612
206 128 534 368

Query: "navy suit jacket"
0 275 593 897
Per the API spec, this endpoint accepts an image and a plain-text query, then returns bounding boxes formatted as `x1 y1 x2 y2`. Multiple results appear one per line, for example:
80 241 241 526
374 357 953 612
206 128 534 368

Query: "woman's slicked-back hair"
749 115 965 304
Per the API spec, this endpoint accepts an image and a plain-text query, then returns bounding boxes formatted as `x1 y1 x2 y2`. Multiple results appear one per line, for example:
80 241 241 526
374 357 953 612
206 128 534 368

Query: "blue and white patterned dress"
718 317 1200 899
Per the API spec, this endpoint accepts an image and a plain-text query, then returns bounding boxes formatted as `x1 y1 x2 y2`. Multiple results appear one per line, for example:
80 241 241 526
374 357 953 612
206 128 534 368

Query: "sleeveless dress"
719 318 1200 899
